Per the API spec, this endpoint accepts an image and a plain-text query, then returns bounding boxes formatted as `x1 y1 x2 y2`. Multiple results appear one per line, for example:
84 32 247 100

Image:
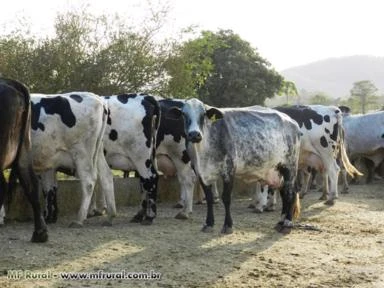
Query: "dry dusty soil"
0 180 383 288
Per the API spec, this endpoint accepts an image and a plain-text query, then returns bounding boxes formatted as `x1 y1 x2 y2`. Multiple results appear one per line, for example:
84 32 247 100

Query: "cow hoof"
221 225 233 234
140 216 154 226
265 205 276 212
195 200 204 205
324 199 335 206
213 197 220 204
130 213 144 223
253 208 264 213
130 217 142 223
102 220 112 227
31 229 48 243
318 195 327 201
88 209 105 218
175 212 189 220
248 203 255 209
68 222 83 228
274 222 292 234
45 217 57 224
173 203 184 209
201 225 213 233
279 226 292 234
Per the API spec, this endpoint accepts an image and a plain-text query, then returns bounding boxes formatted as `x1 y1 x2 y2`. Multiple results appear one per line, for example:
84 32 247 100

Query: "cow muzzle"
188 131 202 143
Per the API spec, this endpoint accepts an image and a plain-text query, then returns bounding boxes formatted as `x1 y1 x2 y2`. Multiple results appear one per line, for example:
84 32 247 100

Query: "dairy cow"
102 94 160 224
43 93 161 224
0 78 47 242
274 105 361 204
339 107 384 189
167 99 302 233
31 92 116 227
155 98 196 219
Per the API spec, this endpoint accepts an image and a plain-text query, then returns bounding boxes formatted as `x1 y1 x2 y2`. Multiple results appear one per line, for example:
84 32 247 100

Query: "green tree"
163 30 218 98
199 30 283 107
0 6 171 95
165 29 283 106
350 80 379 113
277 80 298 105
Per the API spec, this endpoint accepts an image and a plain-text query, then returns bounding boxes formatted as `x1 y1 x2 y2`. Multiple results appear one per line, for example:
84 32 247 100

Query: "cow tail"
338 119 363 178
8 80 33 207
292 192 301 220
95 99 109 167
145 96 161 171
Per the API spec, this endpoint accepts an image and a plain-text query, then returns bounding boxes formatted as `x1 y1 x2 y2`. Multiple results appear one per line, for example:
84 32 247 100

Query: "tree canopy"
165 29 284 107
0 8 285 107
0 9 170 95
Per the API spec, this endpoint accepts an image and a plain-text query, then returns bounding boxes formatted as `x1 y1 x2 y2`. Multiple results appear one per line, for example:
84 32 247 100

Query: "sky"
0 0 383 71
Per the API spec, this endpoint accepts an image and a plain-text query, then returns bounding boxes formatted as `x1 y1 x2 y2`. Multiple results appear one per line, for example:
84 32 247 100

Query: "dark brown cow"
0 78 47 242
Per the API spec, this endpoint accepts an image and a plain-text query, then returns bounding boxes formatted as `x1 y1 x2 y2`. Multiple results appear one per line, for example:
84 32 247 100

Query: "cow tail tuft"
292 192 301 220
338 121 363 177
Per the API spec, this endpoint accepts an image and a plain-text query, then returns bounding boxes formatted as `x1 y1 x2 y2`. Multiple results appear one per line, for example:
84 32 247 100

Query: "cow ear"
206 107 223 122
339 105 351 114
166 107 183 120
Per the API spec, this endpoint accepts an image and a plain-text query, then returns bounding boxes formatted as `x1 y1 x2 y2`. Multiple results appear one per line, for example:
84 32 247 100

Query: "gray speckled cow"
167 98 302 234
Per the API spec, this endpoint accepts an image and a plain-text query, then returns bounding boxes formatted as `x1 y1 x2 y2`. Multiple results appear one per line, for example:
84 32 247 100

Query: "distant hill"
281 55 384 98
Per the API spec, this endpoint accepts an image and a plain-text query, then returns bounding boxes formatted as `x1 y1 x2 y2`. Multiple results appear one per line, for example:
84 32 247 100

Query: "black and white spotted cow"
167 99 302 233
31 92 116 227
155 98 196 219
339 108 384 189
273 105 361 204
0 78 48 242
102 94 160 224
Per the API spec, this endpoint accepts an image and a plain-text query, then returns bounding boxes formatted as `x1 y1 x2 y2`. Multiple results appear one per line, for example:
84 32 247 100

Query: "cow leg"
17 161 48 242
0 172 6 226
318 172 328 200
40 170 58 223
340 168 349 194
69 159 98 228
252 182 268 213
221 178 234 234
0 205 4 226
276 166 299 233
299 169 312 198
96 153 116 226
200 180 214 232
131 164 159 225
265 187 277 211
325 161 340 205
175 167 195 220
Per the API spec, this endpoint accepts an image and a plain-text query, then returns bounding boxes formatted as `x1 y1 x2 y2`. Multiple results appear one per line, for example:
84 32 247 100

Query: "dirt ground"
0 180 383 288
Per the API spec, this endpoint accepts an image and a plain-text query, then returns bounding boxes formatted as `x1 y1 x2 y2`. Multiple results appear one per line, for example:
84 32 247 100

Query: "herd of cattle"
0 77 383 243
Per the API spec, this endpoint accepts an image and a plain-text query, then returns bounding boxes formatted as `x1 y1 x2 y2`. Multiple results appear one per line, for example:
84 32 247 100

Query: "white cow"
102 94 160 224
31 92 116 227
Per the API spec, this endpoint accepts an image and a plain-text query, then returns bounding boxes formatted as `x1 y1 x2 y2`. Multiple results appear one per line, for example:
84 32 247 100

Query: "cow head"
167 98 223 143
